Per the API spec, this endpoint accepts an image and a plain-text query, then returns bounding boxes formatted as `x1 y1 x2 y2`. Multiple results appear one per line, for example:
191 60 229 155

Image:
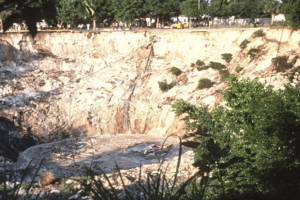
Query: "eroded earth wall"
0 29 300 143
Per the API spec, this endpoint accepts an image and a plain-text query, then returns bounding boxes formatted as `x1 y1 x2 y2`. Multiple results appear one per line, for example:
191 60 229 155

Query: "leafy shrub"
219 70 230 81
209 62 225 70
158 79 169 91
190 63 195 67
197 78 212 89
221 53 233 63
248 48 259 58
170 67 181 76
239 39 250 49
252 29 264 38
197 66 210 71
196 60 205 66
272 56 289 72
235 66 243 73
172 76 300 199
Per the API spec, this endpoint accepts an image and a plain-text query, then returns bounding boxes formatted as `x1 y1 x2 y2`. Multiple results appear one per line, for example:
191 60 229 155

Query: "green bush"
196 60 205 66
272 56 289 72
172 76 300 199
219 70 230 81
209 62 225 70
235 66 243 73
170 67 181 76
221 53 233 63
158 79 169 91
197 78 212 89
252 29 264 38
190 63 195 67
248 48 259 58
239 39 250 49
197 66 210 71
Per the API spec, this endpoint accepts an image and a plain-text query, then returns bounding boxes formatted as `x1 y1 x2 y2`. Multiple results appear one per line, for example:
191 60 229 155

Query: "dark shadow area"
0 117 37 162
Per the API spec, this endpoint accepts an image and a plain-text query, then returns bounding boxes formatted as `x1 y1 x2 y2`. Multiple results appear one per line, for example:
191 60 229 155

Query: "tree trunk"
271 13 275 24
0 18 3 31
198 0 201 10
156 15 159 28
93 20 96 30
189 17 191 28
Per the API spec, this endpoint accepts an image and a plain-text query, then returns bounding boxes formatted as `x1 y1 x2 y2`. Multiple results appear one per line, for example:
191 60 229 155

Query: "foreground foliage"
172 75 300 199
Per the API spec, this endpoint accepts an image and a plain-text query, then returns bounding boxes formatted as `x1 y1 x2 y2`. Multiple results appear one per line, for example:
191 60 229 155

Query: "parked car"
170 21 188 29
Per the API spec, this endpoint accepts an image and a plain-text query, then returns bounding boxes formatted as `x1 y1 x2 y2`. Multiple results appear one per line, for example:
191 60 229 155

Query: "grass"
210 62 226 70
240 39 250 49
248 48 259 58
292 56 298 66
196 60 205 66
272 56 289 72
170 67 181 76
197 66 210 71
235 66 243 73
252 29 264 38
197 78 212 89
158 79 169 91
221 53 233 63
219 70 231 81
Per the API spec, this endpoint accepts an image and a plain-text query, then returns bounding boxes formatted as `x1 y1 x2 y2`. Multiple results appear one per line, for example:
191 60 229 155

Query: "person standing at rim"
115 21 118 30
120 21 123 30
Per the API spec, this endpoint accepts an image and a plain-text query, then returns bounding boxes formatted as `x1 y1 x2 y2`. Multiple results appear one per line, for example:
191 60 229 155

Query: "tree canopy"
1 0 300 36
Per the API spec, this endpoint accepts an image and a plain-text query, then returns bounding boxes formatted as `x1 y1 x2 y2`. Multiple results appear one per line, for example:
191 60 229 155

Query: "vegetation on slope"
172 75 300 199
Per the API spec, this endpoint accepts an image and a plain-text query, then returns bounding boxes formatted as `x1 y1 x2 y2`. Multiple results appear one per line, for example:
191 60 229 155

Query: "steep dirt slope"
0 28 299 143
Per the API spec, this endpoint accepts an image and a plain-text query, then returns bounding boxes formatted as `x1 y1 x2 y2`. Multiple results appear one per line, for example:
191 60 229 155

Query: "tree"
172 75 300 199
180 0 200 28
112 0 146 22
56 0 79 26
282 0 300 29
90 0 114 25
143 0 182 28
263 0 281 23
0 0 95 37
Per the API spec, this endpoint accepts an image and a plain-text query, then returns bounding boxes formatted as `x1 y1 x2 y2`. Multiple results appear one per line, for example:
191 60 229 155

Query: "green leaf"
245 148 251 154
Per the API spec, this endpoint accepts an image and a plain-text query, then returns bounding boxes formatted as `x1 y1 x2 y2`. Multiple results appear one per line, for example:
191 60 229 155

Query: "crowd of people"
112 21 132 30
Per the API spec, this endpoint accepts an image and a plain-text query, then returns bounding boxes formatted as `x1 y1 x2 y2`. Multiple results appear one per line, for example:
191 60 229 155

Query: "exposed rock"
0 29 298 160
38 172 56 188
